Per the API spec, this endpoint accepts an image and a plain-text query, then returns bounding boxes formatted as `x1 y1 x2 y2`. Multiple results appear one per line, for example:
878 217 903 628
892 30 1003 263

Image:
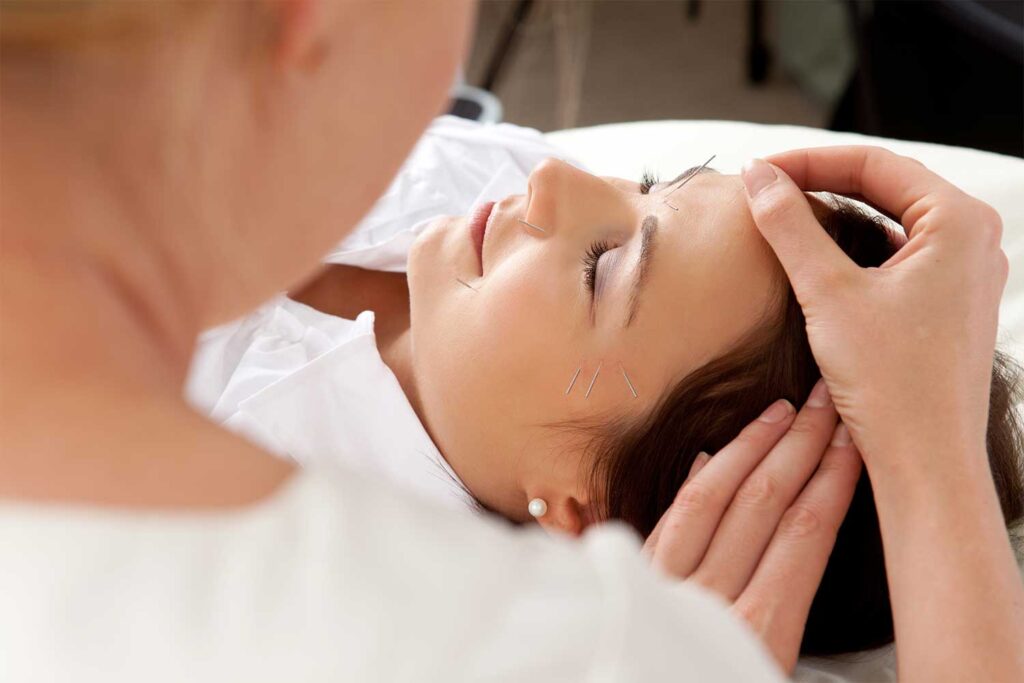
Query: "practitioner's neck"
1 104 200 390
0 100 293 507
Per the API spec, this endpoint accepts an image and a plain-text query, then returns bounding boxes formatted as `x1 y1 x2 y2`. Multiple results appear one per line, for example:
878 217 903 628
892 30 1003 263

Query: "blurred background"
450 0 1023 157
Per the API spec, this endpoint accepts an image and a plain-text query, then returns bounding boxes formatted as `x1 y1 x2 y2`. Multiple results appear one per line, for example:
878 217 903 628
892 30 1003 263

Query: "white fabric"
0 467 784 683
189 300 470 510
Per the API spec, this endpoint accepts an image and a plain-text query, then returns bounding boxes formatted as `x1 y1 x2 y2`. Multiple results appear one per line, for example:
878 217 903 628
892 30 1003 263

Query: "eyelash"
582 240 611 293
583 170 657 295
639 170 660 194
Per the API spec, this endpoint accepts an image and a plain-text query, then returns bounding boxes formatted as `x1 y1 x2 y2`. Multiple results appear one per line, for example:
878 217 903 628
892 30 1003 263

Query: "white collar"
214 300 475 513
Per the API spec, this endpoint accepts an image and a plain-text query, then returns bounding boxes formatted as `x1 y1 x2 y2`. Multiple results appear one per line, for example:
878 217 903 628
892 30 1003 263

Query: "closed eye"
583 240 611 294
639 170 660 195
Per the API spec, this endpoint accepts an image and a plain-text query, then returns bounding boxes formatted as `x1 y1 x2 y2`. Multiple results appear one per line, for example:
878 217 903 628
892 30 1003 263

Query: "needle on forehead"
664 154 717 211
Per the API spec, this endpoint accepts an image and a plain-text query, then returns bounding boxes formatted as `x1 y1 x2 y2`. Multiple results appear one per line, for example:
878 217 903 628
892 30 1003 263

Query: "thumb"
742 158 854 300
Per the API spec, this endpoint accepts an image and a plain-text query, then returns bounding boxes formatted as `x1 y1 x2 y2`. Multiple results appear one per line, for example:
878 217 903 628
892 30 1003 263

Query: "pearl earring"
528 498 548 518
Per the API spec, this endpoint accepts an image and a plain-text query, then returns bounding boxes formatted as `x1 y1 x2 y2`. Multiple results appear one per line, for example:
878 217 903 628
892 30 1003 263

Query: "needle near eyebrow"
664 154 717 211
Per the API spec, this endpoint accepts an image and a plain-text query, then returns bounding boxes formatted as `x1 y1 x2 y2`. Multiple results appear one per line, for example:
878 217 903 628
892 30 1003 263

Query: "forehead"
620 172 782 385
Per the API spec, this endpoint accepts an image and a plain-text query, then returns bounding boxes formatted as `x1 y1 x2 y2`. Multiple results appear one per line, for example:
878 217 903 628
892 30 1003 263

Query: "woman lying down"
187 117 1023 658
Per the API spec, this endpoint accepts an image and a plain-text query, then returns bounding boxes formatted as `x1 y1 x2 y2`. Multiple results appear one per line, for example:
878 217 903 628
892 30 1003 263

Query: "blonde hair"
0 1 207 53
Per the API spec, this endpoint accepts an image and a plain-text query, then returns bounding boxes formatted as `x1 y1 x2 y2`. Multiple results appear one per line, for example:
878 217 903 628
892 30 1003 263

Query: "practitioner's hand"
741 146 1007 473
642 381 862 674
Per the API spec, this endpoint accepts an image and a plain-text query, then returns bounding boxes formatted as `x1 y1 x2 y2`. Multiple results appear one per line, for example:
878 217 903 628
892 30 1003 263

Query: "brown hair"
588 196 1024 655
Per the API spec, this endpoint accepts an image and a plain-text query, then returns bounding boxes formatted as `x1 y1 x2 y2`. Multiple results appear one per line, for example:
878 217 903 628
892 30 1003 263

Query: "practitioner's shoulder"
0 467 784 682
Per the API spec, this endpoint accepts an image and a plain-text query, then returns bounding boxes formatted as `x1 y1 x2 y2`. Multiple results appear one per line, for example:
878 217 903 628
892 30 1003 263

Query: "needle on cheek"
518 218 547 233
621 365 638 398
584 362 603 399
564 366 582 395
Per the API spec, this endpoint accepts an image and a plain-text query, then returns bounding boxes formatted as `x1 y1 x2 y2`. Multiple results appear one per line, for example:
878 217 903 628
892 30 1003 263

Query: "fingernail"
741 159 777 197
689 451 712 476
831 423 851 446
806 379 831 408
758 399 794 423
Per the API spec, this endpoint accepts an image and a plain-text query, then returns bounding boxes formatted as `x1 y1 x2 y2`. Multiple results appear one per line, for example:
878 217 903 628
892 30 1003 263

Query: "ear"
534 496 602 537
272 0 330 71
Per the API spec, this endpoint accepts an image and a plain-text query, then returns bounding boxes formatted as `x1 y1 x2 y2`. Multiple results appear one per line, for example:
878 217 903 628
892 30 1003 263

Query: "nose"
524 158 630 238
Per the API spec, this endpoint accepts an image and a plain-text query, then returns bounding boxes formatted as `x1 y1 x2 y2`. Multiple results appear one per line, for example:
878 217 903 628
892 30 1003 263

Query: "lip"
468 201 495 275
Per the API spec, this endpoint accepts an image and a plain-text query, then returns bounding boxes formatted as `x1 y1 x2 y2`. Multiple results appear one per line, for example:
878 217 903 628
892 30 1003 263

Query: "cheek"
418 250 566 393
410 247 579 453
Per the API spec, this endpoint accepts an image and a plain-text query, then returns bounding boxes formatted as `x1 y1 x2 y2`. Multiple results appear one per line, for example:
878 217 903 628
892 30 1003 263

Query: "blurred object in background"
450 67 505 123
833 0 1023 157
464 0 827 131
550 1 593 129
463 0 1022 156
774 1 856 110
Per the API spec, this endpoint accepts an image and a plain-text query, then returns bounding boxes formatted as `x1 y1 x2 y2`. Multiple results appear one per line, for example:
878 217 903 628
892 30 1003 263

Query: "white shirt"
0 466 785 682
189 300 471 511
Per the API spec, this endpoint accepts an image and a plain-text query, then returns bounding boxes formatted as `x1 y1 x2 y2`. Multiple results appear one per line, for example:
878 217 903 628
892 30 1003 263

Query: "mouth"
468 201 495 275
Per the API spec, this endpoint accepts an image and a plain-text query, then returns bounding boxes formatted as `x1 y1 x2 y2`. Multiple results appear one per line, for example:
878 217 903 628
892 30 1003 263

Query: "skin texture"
405 160 782 528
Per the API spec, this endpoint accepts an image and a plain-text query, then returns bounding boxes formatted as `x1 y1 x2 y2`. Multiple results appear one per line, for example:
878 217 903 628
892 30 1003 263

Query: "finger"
689 379 839 600
741 159 858 300
765 146 961 234
651 399 796 578
733 425 863 673
644 451 711 556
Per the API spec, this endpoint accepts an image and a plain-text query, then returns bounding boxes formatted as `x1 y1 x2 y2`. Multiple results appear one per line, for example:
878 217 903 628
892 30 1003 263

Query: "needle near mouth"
455 277 479 292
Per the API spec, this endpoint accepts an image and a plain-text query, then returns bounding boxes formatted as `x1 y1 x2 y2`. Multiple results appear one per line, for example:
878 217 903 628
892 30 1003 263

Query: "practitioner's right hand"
642 381 862 674
741 146 1008 474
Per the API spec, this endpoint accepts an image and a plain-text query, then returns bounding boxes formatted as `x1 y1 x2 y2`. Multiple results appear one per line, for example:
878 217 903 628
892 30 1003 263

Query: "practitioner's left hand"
642 381 862 673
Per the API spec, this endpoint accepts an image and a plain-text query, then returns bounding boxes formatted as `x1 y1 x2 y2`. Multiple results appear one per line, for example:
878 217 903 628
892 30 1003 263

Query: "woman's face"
407 159 782 528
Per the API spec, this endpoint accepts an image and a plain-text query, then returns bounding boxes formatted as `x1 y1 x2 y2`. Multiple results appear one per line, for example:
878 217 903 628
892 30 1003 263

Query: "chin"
407 219 444 303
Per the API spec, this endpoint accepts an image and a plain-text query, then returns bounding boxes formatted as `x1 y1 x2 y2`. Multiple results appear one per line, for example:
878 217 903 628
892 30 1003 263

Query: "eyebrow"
625 215 658 327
